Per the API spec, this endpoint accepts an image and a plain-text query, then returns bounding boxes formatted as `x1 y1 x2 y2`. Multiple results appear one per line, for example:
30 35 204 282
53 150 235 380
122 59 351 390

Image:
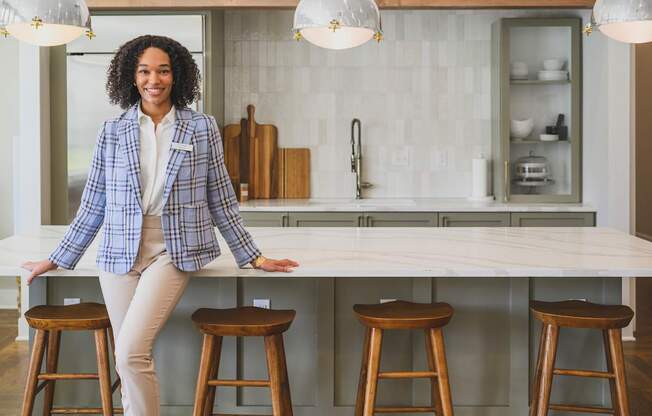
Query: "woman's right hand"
22 259 58 285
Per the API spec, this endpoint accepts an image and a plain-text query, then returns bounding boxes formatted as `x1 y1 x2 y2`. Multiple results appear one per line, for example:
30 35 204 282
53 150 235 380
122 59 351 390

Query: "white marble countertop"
237 198 596 212
2 226 651 278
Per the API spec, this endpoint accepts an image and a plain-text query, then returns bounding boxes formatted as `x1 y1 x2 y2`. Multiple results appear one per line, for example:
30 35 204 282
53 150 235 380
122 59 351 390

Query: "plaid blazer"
49 104 261 274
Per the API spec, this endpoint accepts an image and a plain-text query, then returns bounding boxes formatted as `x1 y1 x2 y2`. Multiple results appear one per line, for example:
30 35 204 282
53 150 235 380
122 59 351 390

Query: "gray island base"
4 227 652 416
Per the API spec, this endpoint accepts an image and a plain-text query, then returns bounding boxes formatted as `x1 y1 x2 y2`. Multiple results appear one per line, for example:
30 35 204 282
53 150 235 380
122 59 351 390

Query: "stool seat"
25 302 110 331
192 306 296 336
353 300 453 329
530 300 634 329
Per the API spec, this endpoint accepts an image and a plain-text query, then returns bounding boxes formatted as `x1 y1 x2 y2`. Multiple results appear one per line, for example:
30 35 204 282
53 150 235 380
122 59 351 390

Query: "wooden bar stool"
22 302 121 416
353 300 455 416
191 306 296 416
529 300 634 416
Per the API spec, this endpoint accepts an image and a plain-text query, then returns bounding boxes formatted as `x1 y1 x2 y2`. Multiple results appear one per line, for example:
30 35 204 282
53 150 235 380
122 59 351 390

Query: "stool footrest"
549 404 615 414
378 371 437 379
553 368 615 379
375 406 437 413
50 407 124 414
208 379 271 387
38 373 99 380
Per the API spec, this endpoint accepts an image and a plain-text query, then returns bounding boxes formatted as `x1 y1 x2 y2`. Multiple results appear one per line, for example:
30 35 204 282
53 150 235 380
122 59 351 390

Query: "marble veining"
2 226 651 278
237 198 596 212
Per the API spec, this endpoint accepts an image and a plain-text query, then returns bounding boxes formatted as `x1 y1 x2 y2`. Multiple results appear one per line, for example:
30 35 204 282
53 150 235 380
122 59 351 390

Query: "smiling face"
135 47 173 109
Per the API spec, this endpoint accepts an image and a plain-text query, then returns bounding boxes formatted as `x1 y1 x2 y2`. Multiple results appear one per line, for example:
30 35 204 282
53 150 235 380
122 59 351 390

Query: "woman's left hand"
259 258 299 273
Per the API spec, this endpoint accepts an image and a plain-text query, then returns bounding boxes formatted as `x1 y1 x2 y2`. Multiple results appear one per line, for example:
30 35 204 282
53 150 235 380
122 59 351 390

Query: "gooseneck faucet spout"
350 118 372 199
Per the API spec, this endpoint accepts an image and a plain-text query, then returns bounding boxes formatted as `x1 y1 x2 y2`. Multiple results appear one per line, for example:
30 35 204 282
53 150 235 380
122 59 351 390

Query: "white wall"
0 37 19 309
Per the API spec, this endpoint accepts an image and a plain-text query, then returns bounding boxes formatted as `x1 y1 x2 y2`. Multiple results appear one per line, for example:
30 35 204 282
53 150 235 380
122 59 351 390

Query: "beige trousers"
99 215 190 416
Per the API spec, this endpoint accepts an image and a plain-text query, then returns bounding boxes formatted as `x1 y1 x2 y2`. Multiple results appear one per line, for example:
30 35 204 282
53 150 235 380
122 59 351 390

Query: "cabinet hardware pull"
504 160 510 203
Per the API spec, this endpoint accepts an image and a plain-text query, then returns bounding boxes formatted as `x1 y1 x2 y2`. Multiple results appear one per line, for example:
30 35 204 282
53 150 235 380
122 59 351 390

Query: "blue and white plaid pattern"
49 104 261 274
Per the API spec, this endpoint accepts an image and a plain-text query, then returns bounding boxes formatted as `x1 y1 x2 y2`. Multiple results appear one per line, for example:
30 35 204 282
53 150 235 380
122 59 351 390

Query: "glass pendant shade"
2 0 91 47
293 0 382 50
592 0 652 43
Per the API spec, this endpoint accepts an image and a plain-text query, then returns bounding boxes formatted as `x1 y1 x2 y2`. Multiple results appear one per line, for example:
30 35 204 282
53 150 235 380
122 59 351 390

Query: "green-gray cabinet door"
240 212 288 227
288 212 363 227
439 212 510 227
510 212 595 227
364 212 437 227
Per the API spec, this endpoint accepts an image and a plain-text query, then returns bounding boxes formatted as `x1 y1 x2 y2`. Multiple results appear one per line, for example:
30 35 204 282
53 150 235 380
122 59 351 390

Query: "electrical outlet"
253 298 271 309
64 298 81 306
391 147 410 167
432 149 448 169
380 298 397 304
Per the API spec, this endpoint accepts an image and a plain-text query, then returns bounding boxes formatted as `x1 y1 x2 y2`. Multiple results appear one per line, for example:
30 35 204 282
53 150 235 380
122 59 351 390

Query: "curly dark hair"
106 35 201 109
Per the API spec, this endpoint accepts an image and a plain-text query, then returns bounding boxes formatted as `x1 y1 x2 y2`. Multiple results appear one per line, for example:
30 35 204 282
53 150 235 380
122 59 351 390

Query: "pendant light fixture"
292 0 383 50
1 0 94 47
585 0 652 44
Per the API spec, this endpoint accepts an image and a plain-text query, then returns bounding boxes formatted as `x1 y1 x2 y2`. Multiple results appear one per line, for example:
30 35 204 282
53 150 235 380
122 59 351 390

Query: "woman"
22 35 299 415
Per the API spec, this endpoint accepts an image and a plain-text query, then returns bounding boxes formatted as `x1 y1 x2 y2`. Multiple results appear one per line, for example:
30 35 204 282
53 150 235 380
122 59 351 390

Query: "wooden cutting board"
277 148 310 198
247 105 278 199
222 122 242 197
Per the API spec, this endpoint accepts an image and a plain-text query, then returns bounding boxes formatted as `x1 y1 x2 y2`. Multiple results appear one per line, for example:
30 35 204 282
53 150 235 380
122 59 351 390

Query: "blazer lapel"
162 107 196 205
117 105 143 211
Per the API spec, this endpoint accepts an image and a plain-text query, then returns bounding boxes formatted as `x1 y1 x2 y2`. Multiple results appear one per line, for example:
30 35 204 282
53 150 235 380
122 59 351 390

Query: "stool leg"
535 324 559 416
22 329 47 416
362 328 383 416
603 330 620 416
354 328 372 416
94 329 113 416
193 334 216 416
424 329 443 415
529 323 548 416
42 330 61 416
429 328 453 416
607 329 631 416
108 327 121 393
265 333 293 416
203 336 222 416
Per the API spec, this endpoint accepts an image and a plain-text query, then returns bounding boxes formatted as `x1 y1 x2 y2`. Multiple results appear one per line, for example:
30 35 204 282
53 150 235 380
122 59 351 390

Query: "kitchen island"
2 226 651 416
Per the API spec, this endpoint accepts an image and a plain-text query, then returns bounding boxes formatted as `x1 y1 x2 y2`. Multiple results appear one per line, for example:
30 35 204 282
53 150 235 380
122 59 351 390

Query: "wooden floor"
0 310 651 415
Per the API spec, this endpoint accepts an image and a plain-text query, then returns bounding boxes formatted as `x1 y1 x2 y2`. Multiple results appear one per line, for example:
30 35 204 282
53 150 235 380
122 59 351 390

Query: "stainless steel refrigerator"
66 14 205 220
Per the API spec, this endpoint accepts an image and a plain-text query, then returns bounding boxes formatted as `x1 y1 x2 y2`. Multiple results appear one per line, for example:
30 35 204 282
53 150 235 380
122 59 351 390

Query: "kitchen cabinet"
240 212 288 227
288 212 363 227
364 212 437 227
439 212 510 227
510 212 595 227
492 18 582 203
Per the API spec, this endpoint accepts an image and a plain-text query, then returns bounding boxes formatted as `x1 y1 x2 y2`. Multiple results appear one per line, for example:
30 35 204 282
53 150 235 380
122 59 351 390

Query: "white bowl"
543 59 564 71
540 134 559 142
511 118 534 139
510 67 529 79
537 70 568 81
511 61 528 70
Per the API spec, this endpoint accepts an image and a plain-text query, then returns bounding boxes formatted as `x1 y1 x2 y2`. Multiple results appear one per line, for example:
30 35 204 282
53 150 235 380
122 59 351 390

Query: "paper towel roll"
471 156 489 199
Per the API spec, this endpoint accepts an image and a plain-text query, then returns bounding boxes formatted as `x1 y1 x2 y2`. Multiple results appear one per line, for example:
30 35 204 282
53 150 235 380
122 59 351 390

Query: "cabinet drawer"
365 212 437 227
439 212 510 227
240 212 288 227
288 212 363 227
510 212 595 227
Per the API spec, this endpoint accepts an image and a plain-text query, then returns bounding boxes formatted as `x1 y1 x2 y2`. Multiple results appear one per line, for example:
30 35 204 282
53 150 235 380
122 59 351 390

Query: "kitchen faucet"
350 118 373 199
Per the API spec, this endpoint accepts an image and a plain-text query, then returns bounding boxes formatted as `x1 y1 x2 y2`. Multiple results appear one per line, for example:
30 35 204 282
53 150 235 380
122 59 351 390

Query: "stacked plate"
538 70 568 81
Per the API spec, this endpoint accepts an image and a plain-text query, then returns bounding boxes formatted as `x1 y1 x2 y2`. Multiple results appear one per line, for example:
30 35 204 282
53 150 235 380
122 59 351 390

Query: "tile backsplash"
224 9 587 198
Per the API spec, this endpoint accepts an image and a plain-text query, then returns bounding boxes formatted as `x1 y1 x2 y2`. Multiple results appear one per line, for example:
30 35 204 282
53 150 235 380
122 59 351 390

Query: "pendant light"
292 0 383 50
585 0 652 44
1 0 94 47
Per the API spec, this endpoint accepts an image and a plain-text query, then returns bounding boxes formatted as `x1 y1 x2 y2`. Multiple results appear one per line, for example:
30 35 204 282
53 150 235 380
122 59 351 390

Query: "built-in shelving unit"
492 17 582 203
